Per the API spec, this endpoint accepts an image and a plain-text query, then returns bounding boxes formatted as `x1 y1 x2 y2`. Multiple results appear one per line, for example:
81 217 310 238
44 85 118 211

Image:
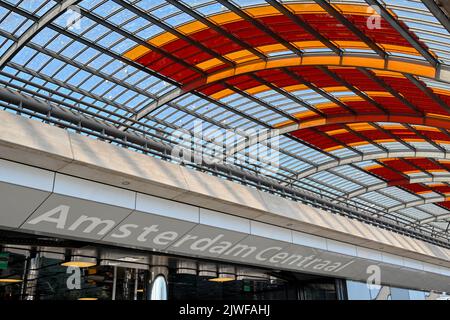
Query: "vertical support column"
20 255 30 300
134 269 138 301
23 250 40 300
335 279 348 300
112 266 117 301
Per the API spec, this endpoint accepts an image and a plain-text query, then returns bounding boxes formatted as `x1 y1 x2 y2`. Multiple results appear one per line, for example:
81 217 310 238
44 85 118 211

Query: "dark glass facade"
168 271 338 300
0 231 343 300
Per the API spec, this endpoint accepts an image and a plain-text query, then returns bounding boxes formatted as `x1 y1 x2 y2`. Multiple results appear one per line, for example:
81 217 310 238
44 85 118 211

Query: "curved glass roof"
0 0 449 246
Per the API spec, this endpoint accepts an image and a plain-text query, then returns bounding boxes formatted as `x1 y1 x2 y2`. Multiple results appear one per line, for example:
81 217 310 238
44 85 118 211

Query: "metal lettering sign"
15 200 450 293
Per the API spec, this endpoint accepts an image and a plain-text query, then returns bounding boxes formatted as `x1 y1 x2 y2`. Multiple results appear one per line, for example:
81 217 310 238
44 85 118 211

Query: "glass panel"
390 287 411 300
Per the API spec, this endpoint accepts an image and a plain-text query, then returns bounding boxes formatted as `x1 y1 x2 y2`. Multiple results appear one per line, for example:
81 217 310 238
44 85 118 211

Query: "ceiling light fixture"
208 277 235 283
61 250 97 268
61 261 96 268
209 266 236 282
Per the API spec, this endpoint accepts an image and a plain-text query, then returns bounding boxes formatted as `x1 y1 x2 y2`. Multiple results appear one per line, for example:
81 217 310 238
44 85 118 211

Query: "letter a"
27 205 70 229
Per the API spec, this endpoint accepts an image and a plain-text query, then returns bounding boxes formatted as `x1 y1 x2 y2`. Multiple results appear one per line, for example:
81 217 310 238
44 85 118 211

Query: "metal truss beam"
405 123 447 153
388 196 447 213
420 212 450 225
296 122 443 211
404 74 450 114
222 82 299 123
0 69 135 120
14 20 440 190
370 122 416 151
281 68 357 115
249 73 327 117
314 0 387 58
215 0 303 57
294 150 450 179
343 156 450 212
339 177 449 202
3 86 440 245
265 0 342 55
421 0 450 33
79 7 206 76
318 66 390 114
164 0 267 60
133 51 449 121
2 61 319 186
358 67 424 116
0 87 293 188
1 1 450 245
112 0 234 67
0 1 179 87
278 113 450 135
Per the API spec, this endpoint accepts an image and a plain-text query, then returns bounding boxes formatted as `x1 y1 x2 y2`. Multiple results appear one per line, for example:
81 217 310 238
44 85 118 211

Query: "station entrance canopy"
0 0 449 246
